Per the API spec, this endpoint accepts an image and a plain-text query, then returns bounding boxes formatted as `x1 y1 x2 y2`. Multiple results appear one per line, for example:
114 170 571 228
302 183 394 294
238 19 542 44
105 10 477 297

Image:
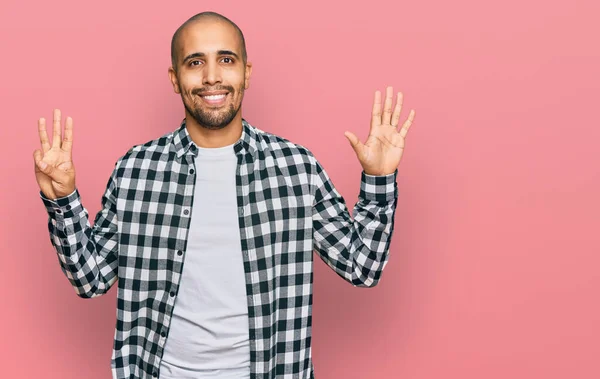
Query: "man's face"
169 20 251 130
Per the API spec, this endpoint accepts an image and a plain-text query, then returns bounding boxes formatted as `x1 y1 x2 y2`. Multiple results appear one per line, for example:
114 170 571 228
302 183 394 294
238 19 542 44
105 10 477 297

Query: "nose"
202 60 222 85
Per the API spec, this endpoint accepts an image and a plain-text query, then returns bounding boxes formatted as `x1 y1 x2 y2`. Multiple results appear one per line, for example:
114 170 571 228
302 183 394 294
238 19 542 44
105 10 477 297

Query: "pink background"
1 0 599 377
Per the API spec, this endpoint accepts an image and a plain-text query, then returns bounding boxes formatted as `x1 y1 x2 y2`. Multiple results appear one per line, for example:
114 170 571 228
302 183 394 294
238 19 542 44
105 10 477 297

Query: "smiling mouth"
199 93 229 106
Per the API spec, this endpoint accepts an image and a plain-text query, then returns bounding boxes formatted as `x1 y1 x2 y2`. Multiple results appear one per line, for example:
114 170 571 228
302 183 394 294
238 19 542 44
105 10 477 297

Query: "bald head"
170 11 247 71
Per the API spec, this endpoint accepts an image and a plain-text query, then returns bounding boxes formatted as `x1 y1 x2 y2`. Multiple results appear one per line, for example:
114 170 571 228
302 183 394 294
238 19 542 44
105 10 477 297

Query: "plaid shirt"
40 118 399 379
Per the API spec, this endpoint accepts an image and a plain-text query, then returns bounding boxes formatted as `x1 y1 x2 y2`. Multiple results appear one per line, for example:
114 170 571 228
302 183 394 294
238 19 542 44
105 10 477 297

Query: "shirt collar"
172 117 259 159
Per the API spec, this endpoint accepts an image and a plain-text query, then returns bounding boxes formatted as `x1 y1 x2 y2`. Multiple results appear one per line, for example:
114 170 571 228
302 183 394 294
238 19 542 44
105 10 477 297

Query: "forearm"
313 168 398 287
41 186 119 298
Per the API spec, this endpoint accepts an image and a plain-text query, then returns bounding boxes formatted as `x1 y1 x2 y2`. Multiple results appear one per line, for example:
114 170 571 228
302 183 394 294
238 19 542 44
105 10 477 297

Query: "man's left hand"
345 86 416 176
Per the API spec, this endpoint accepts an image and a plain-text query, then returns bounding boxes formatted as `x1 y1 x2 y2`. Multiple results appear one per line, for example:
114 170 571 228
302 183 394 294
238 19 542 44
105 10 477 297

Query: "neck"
184 111 243 148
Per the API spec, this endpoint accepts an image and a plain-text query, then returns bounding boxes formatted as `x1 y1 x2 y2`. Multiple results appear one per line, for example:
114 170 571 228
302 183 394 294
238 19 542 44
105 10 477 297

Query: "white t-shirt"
159 141 250 379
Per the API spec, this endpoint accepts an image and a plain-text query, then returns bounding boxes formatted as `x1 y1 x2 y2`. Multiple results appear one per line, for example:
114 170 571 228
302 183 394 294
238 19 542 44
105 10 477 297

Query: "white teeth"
202 94 226 100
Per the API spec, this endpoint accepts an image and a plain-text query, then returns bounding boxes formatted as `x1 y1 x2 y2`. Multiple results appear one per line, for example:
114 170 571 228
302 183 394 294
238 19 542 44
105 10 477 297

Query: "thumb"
34 150 54 177
344 131 363 156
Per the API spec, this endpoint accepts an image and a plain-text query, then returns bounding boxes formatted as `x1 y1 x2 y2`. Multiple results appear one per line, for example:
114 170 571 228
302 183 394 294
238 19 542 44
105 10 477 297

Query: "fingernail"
39 161 47 169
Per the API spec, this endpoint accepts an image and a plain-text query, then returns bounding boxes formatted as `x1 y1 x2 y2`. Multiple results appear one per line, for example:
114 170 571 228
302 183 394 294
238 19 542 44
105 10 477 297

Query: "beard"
183 85 244 130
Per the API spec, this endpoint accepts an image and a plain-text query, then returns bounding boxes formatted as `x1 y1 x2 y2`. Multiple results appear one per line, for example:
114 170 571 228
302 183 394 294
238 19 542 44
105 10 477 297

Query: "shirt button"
63 239 68 244
161 331 166 337
153 371 158 377
183 209 189 215
177 250 183 256
170 291 175 297
66 205 71 210
189 169 195 174
240 207 244 215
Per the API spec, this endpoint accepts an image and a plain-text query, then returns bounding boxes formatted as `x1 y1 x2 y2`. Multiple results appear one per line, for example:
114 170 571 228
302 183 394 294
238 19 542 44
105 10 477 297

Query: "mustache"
192 86 234 95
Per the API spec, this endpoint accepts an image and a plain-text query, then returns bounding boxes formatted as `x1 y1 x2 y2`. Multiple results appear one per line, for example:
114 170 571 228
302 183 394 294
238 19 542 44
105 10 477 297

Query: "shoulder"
114 129 175 168
253 126 319 167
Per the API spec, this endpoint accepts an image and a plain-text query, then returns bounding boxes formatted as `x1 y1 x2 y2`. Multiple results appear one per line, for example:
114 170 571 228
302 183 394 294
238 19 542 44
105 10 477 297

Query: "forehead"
178 19 241 57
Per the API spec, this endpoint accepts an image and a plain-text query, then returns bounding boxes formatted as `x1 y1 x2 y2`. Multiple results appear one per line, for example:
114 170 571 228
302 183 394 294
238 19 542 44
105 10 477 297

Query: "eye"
221 57 234 64
189 60 201 66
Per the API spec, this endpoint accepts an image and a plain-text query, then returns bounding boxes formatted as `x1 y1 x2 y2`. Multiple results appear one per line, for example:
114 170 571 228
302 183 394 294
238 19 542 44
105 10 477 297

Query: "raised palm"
33 109 76 200
344 86 416 176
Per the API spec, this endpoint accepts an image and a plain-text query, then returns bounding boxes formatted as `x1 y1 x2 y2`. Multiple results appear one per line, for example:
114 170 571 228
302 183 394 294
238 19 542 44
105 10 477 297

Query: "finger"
62 116 74 153
399 109 416 138
34 150 64 181
371 90 382 130
391 92 403 128
382 86 394 126
38 117 51 153
344 131 364 157
52 109 62 148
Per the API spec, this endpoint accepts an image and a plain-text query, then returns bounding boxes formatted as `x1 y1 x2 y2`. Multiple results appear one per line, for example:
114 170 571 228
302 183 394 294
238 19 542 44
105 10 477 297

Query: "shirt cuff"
359 168 398 202
39 188 81 220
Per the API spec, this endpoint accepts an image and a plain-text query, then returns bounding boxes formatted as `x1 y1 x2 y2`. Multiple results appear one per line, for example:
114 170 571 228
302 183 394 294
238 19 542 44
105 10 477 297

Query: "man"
33 11 415 379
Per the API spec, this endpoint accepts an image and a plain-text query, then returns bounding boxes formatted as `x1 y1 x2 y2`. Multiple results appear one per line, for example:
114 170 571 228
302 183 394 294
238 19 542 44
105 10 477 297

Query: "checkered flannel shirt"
40 118 399 379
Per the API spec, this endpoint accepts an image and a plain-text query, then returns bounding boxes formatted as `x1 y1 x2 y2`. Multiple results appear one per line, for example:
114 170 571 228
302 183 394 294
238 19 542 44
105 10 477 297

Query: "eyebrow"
182 50 240 63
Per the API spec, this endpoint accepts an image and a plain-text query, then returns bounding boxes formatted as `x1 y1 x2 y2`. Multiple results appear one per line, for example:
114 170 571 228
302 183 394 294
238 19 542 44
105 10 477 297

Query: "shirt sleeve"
40 161 121 298
311 158 398 287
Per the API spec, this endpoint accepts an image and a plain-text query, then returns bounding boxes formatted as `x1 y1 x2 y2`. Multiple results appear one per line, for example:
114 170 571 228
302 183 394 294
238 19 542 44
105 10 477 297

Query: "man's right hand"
34 109 77 200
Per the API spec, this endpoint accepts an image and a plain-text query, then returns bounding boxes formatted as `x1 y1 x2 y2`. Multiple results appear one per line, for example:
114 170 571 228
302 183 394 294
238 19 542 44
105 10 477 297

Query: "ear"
168 66 181 94
244 61 253 90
